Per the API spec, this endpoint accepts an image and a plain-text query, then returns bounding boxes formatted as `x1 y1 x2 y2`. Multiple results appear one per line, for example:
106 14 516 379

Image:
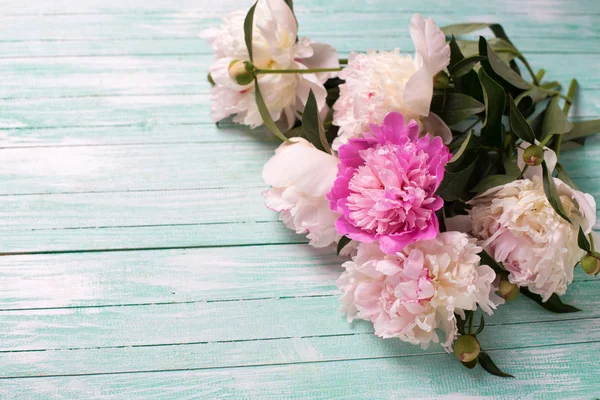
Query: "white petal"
302 41 340 80
409 14 450 75
517 140 557 179
555 178 597 233
262 138 339 196
422 112 453 144
403 66 433 117
265 0 298 37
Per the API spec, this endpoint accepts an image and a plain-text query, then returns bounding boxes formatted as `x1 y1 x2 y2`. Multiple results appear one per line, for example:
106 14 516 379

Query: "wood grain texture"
2 0 600 398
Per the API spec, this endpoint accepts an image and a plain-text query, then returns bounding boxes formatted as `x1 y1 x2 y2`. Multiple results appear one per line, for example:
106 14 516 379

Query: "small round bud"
228 60 255 86
497 279 519 301
581 254 600 276
522 145 544 167
433 71 449 89
454 335 480 363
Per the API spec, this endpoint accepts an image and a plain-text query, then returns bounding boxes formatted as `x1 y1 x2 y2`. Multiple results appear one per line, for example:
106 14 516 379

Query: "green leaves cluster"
437 23 595 226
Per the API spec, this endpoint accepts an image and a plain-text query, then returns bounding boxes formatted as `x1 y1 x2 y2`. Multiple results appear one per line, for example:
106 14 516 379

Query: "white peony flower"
262 138 340 247
332 14 451 150
470 176 597 300
202 0 339 130
337 232 500 350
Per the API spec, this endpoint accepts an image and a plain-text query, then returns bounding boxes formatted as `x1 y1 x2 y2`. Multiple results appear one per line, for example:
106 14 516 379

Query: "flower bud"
497 278 519 301
433 71 449 89
522 145 544 167
454 335 480 363
228 60 255 86
581 254 600 276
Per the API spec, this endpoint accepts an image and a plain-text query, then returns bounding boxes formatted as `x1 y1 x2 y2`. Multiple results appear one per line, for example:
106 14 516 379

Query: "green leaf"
337 236 352 255
542 161 572 223
578 226 591 253
254 81 289 142
449 130 474 163
442 23 514 44
437 152 479 202
449 55 487 79
474 313 485 335
509 95 535 143
455 38 518 64
471 174 516 194
563 119 600 142
284 0 293 11
243 2 258 61
479 37 530 90
515 87 549 106
442 22 497 36
479 352 515 378
478 67 505 148
541 96 574 141
519 287 581 313
430 93 485 126
449 36 465 67
302 90 330 153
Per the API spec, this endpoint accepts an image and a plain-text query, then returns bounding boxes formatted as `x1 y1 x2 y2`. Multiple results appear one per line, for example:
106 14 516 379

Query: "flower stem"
255 67 344 75
517 164 529 179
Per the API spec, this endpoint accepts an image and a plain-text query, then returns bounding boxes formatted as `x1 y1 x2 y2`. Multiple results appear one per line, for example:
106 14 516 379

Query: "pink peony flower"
327 112 451 254
337 233 500 349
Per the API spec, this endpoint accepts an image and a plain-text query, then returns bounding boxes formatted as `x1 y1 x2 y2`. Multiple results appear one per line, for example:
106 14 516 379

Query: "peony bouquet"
203 0 600 377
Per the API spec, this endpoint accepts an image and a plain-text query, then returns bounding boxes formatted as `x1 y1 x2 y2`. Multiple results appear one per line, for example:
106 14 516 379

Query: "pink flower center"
346 143 438 235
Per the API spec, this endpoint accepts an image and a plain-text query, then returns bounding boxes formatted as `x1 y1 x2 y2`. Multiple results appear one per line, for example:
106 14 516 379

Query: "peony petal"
422 112 453 145
264 0 298 38
555 178 597 233
403 66 434 117
302 41 340 80
409 14 451 75
262 138 339 196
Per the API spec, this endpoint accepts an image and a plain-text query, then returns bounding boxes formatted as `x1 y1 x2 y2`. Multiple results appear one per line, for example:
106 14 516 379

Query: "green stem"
517 164 529 179
551 79 578 156
468 312 474 335
255 67 344 74
535 68 546 83
589 232 596 251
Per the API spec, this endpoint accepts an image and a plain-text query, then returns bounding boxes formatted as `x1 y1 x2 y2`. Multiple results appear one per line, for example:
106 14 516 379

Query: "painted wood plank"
0 187 276 231
0 279 597 352
0 141 275 195
0 241 595 309
1 135 600 196
0 317 597 379
2 90 600 133
0 244 339 310
1 342 594 399
0 0 598 18
0 221 306 254
0 12 600 42
1 32 599 59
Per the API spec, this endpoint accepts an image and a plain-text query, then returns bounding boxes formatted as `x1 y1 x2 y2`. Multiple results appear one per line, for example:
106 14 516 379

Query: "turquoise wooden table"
1 0 600 398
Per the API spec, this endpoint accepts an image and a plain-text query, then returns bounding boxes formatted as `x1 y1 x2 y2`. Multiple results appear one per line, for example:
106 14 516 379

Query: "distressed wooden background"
1 0 599 398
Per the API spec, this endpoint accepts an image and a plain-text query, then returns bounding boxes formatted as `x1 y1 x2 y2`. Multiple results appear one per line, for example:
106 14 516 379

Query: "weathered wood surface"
1 0 599 398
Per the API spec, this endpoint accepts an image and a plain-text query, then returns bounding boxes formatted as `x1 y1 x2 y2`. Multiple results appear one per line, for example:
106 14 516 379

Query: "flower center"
346 143 438 235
